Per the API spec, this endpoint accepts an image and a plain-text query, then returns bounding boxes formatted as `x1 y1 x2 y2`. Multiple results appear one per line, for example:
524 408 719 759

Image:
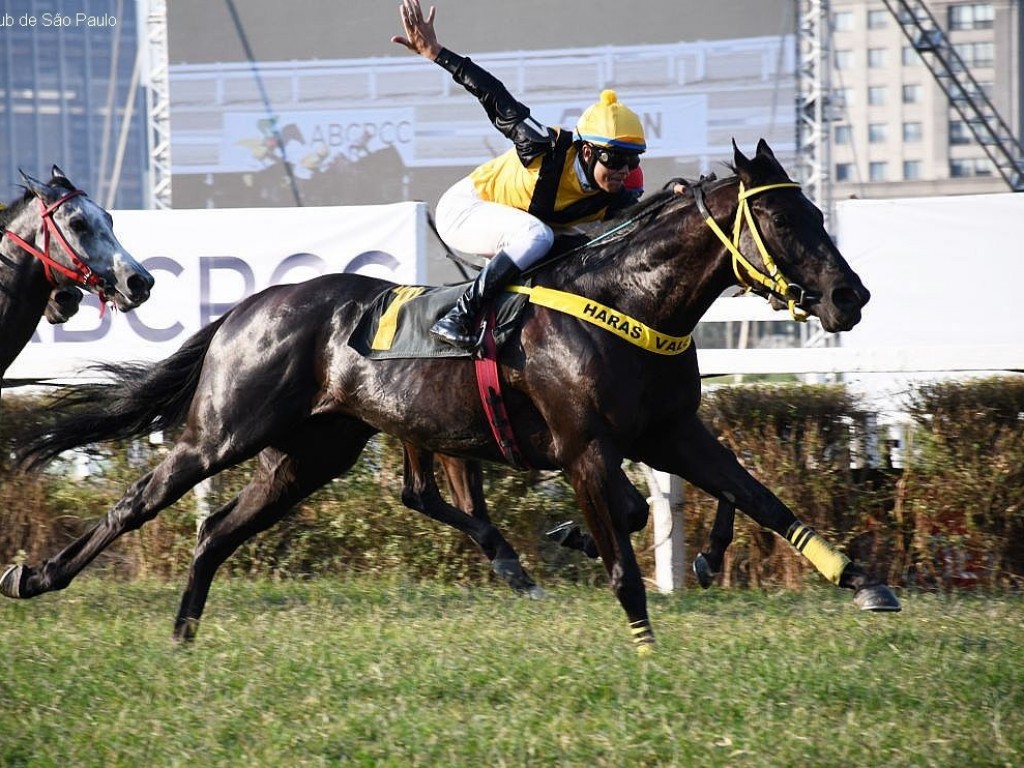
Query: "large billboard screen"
167 0 797 210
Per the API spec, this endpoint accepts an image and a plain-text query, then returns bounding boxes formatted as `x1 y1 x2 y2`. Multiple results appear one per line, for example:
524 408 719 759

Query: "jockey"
392 0 647 350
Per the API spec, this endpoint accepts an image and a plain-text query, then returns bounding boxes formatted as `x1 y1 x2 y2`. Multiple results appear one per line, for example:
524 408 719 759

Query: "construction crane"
881 0 1024 191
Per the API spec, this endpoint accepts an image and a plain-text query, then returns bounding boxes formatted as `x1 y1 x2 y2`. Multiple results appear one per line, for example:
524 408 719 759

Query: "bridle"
692 178 818 322
1 190 110 306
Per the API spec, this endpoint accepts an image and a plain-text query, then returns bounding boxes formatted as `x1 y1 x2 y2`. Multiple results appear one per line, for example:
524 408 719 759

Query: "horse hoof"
172 617 201 643
854 584 902 612
692 553 716 589
545 520 581 547
634 639 656 657
492 557 522 579
0 565 25 599
492 558 545 598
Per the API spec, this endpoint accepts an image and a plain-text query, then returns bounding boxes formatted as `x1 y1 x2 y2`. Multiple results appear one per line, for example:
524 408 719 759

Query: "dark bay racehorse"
2 141 899 651
0 167 154 379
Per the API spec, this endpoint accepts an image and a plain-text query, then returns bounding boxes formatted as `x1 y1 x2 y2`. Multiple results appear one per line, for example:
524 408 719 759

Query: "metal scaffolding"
795 0 834 226
138 0 172 209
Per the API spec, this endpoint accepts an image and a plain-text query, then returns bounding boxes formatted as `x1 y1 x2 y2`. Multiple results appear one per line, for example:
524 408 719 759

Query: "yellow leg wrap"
630 619 655 656
786 523 850 585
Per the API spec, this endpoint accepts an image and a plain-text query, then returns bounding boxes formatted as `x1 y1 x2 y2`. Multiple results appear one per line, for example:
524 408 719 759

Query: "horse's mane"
0 189 32 230
0 174 77 231
538 173 739 286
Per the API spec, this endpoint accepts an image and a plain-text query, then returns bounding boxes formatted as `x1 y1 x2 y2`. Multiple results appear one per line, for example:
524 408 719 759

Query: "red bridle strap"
1 190 109 308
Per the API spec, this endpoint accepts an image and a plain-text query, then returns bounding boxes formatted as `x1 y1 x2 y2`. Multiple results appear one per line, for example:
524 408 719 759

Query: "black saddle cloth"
348 282 529 360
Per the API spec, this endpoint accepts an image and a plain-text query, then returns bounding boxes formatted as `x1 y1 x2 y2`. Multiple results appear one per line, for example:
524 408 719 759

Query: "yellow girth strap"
699 181 809 322
506 284 692 356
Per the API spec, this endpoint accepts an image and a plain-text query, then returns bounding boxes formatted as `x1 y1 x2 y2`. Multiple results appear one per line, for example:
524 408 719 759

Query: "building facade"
828 0 1022 198
0 0 147 208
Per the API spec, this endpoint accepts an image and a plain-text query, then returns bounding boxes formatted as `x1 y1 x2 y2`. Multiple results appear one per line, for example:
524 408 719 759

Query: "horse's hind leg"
403 446 543 598
2 443 214 600
693 497 736 589
174 424 376 642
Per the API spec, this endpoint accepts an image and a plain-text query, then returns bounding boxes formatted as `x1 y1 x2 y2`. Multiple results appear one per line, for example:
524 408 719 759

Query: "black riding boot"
431 251 522 350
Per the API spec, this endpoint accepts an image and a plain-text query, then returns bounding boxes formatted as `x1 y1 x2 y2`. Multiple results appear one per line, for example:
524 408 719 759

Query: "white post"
193 479 212 535
644 467 686 593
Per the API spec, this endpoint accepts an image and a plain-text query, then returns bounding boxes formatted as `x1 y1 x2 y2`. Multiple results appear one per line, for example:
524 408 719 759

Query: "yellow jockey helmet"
574 90 646 153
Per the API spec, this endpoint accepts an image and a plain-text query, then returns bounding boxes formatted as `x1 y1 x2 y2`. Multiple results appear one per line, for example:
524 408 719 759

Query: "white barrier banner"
7 202 426 382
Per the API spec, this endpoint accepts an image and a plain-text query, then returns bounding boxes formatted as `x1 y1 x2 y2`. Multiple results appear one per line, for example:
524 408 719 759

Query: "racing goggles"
594 147 641 171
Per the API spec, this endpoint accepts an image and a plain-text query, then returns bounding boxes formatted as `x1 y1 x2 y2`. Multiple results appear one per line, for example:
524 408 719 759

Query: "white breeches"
434 176 555 269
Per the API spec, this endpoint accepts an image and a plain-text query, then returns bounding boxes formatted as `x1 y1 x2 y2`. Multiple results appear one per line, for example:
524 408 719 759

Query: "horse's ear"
732 139 751 172
755 139 776 160
49 165 76 191
19 169 57 201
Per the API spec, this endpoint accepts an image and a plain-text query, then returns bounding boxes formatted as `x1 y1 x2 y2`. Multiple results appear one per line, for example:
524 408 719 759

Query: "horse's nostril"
127 273 152 297
832 286 866 311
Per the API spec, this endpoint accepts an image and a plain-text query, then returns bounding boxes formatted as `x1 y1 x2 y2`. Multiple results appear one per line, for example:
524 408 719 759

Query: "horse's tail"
17 315 228 472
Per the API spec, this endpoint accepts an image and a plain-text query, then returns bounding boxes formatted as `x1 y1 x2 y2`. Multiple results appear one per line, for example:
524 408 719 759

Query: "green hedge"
2 376 1022 590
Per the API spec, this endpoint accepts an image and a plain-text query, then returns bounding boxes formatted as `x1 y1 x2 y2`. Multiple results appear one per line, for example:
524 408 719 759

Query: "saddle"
347 229 593 360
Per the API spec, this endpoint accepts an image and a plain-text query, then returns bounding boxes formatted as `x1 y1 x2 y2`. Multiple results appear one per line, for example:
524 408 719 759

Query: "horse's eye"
772 213 790 228
68 217 90 235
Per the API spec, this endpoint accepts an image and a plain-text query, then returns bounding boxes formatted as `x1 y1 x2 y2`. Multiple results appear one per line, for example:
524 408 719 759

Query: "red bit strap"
1 190 109 314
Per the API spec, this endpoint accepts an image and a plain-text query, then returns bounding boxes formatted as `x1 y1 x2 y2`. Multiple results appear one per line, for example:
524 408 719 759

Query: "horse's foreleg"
402 446 543 598
693 497 736 589
649 415 900 611
175 428 374 642
564 440 655 653
1 447 207 600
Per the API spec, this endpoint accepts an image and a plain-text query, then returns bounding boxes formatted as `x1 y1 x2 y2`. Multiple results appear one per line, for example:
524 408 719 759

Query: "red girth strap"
474 309 530 469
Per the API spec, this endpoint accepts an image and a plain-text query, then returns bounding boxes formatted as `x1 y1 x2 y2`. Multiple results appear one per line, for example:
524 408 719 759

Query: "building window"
867 10 888 29
835 50 854 70
835 125 852 145
868 123 888 143
903 121 923 142
950 120 974 145
867 48 887 69
949 3 995 31
902 84 923 104
903 160 922 180
902 46 919 66
835 163 854 182
868 86 887 106
949 120 973 145
836 87 855 108
954 42 995 68
950 157 993 177
833 11 854 31
869 162 887 181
